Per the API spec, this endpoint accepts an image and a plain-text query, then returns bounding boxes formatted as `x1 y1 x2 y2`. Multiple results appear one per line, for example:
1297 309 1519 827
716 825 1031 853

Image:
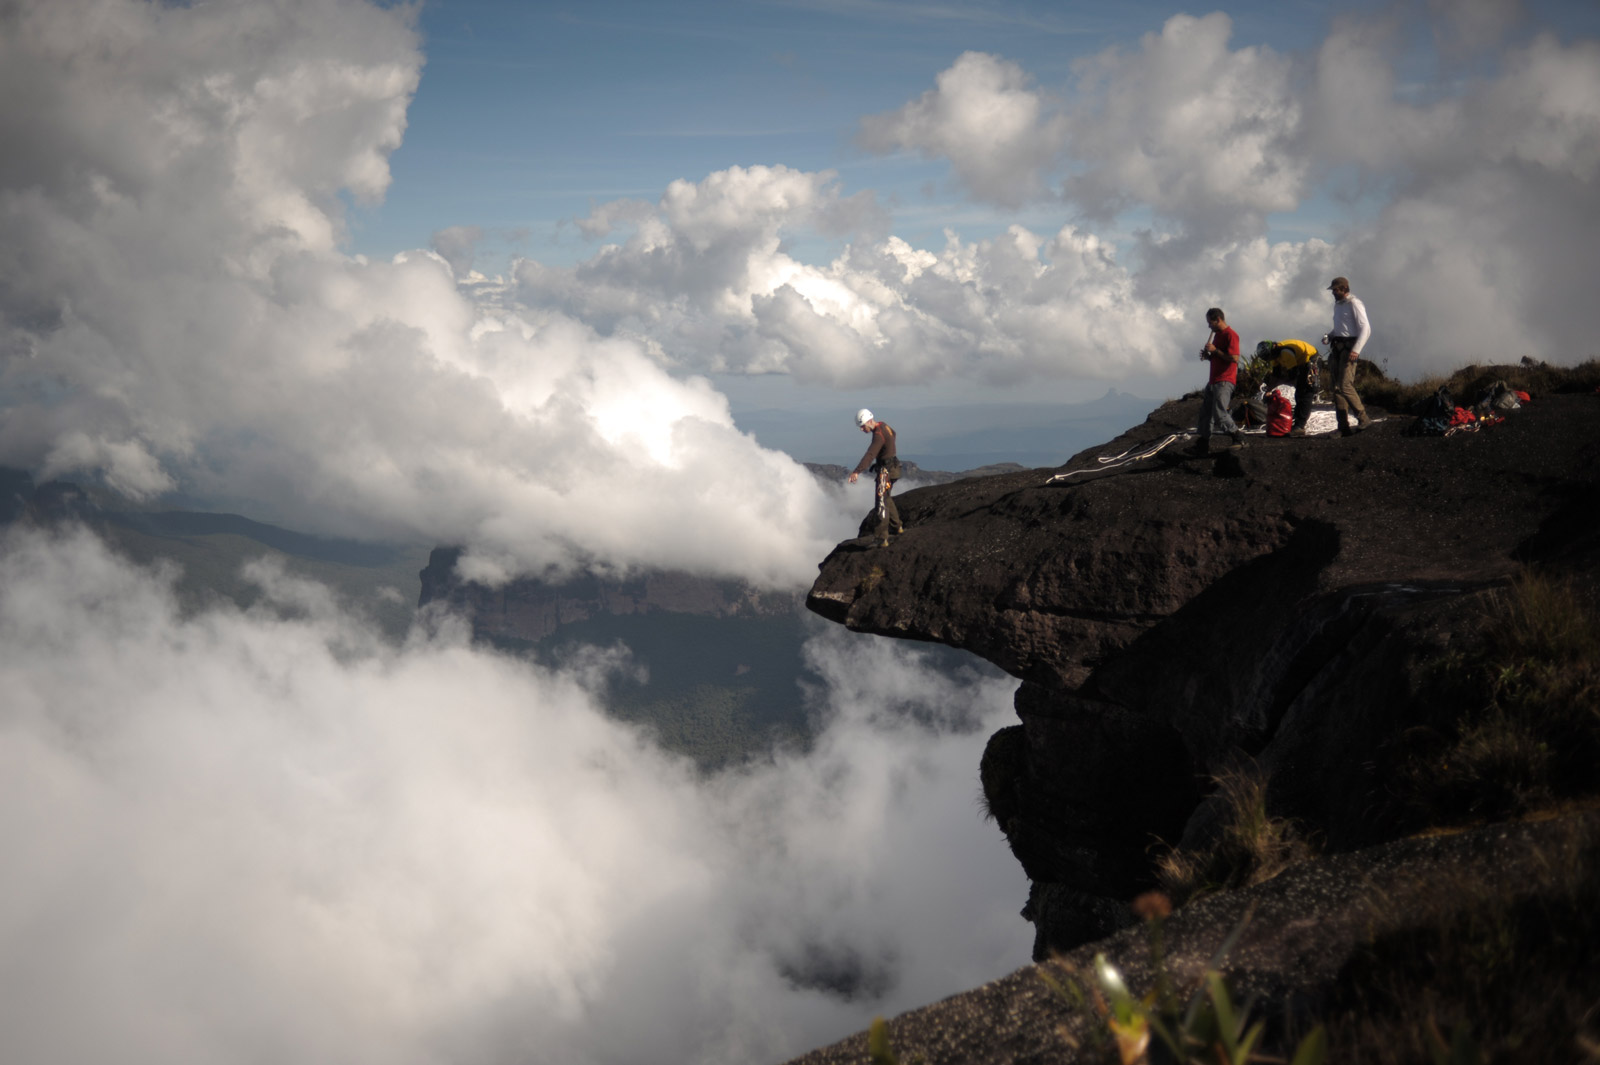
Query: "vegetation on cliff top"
1396 570 1600 828
1143 569 1600 1061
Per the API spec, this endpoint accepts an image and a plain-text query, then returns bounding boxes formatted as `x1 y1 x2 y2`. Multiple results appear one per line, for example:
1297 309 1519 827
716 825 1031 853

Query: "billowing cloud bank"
0 527 1029 1065
517 11 1600 388
0 0 854 587
515 162 1182 388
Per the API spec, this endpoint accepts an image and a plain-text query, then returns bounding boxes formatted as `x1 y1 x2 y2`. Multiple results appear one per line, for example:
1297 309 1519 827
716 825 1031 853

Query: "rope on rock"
1046 432 1188 483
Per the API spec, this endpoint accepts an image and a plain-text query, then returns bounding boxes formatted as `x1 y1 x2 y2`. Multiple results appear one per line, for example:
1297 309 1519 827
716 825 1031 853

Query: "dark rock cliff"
792 386 1600 1063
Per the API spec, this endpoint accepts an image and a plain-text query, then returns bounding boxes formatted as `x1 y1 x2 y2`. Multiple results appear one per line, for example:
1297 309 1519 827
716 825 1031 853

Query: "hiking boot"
892 525 905 535
1289 426 1308 438
1227 432 1246 451
875 537 891 549
1355 414 1373 430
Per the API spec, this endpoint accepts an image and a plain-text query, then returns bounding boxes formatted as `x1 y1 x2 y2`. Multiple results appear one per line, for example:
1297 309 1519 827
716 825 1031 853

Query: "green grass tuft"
1397 571 1600 826
1318 817 1600 1063
1155 763 1316 906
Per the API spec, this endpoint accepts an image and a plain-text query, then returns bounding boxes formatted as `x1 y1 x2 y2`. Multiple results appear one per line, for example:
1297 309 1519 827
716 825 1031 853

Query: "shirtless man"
848 408 903 548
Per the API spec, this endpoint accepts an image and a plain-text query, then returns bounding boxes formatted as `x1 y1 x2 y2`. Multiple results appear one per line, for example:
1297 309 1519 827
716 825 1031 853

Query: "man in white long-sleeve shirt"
1326 276 1373 436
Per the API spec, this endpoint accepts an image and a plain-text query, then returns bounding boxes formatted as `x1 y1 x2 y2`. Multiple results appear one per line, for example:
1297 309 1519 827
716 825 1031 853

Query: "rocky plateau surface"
790 385 1600 1063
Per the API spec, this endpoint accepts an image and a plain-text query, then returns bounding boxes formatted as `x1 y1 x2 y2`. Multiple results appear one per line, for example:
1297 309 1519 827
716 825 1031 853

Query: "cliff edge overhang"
808 394 1597 690
806 388 1600 962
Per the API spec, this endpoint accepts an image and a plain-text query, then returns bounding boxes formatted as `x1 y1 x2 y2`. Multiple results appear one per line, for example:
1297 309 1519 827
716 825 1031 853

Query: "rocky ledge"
794 379 1600 1062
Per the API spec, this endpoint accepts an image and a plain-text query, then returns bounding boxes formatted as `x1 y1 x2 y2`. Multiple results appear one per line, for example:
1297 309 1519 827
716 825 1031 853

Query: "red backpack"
1266 390 1293 436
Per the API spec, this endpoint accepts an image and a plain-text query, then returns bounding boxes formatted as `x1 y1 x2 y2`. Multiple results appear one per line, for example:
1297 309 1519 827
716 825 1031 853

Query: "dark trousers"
1287 362 1313 427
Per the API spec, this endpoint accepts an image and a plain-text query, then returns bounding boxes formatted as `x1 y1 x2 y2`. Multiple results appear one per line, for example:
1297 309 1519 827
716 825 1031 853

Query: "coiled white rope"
1045 432 1187 483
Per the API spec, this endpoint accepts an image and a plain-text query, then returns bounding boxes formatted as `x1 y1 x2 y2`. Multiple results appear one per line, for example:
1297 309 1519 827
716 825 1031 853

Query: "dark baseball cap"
1328 276 1350 290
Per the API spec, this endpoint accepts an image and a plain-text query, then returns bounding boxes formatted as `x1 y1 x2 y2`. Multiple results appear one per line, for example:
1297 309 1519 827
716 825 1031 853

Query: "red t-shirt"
1207 326 1240 385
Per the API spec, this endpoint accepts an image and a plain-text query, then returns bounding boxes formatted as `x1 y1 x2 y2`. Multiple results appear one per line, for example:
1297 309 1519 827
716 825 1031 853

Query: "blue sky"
353 0 1345 271
354 0 1600 275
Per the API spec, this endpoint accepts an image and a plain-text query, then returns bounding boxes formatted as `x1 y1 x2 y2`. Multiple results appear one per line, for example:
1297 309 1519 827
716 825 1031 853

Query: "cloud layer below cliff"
0 527 1029 1065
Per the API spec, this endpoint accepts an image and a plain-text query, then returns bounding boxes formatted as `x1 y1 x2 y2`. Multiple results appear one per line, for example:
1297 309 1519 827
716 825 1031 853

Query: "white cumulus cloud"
0 527 1030 1065
514 165 1187 387
832 9 1600 378
1059 13 1306 239
857 51 1068 209
0 0 855 587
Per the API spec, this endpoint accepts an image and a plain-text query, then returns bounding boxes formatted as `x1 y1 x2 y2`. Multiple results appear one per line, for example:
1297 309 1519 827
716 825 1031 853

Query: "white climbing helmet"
855 408 874 428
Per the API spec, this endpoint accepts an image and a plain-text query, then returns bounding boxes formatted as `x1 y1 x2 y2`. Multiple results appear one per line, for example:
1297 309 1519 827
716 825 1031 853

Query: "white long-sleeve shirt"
1331 295 1372 355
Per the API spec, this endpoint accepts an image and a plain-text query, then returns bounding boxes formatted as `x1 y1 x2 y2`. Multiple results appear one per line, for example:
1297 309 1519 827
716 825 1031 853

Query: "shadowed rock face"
806 393 1600 959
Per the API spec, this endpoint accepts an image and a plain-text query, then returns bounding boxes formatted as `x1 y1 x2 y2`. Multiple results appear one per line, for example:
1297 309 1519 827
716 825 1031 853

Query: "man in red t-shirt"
1187 307 1246 455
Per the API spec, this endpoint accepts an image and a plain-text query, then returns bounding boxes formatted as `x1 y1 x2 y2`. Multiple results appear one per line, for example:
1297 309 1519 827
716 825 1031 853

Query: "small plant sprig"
866 1016 926 1065
1039 893 1328 1065
866 1016 899 1065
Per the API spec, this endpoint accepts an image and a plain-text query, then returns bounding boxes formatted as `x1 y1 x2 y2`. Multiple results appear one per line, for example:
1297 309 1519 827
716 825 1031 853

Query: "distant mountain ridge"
416 546 814 769
415 458 1031 649
0 467 428 640
416 546 802 644
412 455 1027 769
1 467 403 567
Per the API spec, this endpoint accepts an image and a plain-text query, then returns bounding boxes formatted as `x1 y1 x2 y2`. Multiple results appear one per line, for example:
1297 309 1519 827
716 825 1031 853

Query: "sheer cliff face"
807 392 1600 958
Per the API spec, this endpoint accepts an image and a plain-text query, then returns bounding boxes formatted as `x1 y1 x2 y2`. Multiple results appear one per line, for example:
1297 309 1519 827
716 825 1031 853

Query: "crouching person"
1258 338 1320 437
1188 307 1245 455
848 408 903 548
